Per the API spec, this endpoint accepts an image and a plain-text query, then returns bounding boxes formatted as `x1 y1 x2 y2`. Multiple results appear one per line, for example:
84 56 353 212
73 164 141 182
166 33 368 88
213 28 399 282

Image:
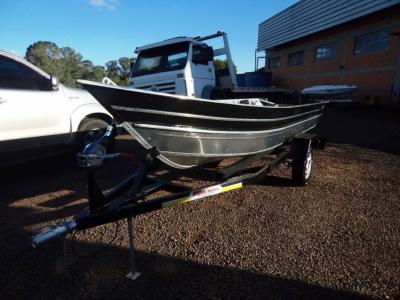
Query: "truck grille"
136 82 175 94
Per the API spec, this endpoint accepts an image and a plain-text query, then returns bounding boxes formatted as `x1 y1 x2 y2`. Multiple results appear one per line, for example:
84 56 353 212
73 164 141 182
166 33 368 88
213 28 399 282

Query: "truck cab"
128 31 290 100
129 37 215 98
128 32 238 99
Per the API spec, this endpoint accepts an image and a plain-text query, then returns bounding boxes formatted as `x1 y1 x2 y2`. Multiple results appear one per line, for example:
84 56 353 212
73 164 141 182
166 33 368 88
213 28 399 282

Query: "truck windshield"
132 42 189 77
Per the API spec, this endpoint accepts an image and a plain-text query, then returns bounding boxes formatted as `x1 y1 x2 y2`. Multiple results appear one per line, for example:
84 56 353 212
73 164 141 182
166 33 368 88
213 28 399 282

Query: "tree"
25 41 61 76
26 42 85 87
105 57 134 85
87 65 106 82
59 47 85 87
81 59 95 78
105 60 121 84
118 57 133 85
25 41 134 87
214 58 228 71
214 58 237 73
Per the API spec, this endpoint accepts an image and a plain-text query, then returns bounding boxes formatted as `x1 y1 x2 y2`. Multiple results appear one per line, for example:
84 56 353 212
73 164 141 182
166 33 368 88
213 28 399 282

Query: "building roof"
257 0 400 50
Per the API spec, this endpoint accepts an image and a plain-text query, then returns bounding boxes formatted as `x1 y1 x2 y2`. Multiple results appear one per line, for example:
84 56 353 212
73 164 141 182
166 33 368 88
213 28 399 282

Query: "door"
0 55 69 154
191 45 215 98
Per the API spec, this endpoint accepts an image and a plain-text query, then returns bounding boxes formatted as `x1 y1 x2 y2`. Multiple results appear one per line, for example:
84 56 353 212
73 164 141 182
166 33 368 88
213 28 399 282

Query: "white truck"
0 50 113 167
128 31 291 99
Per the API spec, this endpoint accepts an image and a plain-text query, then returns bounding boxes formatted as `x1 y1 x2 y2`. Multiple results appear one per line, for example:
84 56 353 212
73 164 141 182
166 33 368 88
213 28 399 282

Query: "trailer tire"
76 118 114 155
291 139 313 186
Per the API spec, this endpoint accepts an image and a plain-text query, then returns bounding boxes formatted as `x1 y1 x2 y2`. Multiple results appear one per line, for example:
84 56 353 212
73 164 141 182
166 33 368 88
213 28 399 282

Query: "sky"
0 0 297 73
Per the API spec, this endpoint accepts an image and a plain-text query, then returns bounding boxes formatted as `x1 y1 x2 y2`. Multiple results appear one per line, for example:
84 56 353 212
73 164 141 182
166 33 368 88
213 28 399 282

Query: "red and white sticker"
190 185 222 200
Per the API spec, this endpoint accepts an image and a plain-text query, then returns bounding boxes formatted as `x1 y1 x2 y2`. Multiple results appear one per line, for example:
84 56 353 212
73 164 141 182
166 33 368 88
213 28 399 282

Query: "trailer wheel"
76 118 113 155
292 139 313 186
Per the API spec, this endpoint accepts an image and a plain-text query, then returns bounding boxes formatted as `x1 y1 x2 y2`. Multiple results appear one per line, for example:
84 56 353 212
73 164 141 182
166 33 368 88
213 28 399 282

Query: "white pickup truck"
0 50 113 167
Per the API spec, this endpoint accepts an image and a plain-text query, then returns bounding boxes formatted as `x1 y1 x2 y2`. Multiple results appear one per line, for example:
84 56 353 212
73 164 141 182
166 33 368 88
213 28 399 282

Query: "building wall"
258 0 400 50
265 6 400 106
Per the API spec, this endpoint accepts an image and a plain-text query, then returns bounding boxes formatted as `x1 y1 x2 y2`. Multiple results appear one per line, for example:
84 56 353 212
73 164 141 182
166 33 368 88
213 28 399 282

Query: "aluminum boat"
78 80 326 169
301 84 358 96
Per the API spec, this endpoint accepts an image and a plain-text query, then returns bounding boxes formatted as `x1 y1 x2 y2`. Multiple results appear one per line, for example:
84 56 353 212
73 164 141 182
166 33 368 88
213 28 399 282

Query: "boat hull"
78 80 325 168
133 114 320 166
301 85 358 96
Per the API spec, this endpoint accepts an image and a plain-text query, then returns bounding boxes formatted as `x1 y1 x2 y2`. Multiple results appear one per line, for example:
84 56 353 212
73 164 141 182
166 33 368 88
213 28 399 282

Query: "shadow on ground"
1 108 399 299
315 106 400 154
0 141 372 299
0 226 370 300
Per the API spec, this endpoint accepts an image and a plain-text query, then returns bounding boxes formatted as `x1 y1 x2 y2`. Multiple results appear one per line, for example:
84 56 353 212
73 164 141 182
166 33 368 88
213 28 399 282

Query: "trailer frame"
31 130 325 280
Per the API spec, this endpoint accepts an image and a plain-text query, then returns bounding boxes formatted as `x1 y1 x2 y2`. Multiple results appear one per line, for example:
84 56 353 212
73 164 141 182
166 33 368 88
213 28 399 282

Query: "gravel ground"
0 107 399 299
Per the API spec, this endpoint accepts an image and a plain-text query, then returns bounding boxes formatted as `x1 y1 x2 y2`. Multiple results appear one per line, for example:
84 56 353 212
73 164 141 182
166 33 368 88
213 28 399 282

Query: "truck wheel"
292 139 313 186
76 118 113 155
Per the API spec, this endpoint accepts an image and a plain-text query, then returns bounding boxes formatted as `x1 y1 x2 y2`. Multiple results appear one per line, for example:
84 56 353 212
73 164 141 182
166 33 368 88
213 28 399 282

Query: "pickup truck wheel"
76 118 112 155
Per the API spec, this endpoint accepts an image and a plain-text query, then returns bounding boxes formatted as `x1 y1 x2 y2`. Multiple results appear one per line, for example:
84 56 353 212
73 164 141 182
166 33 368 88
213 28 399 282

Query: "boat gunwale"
77 79 328 109
113 106 322 123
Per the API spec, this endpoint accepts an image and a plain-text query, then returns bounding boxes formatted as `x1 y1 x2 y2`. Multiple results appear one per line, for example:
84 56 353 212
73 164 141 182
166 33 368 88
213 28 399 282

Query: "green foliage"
214 58 237 73
104 57 134 85
25 41 134 87
105 60 121 84
214 58 228 70
26 41 61 76
118 57 133 85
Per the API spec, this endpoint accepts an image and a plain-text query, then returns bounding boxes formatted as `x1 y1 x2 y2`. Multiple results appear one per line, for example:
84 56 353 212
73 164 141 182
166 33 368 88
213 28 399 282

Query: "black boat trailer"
31 128 325 280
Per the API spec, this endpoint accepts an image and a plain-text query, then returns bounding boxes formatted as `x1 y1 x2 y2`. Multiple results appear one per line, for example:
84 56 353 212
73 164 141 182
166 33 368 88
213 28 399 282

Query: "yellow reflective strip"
162 197 191 209
221 182 243 193
162 182 243 209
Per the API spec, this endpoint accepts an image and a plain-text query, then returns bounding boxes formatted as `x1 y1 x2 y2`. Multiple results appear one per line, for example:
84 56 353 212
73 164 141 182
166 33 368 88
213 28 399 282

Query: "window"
132 42 189 77
267 56 281 69
354 30 389 54
168 52 188 67
315 43 337 61
288 51 304 66
0 56 51 90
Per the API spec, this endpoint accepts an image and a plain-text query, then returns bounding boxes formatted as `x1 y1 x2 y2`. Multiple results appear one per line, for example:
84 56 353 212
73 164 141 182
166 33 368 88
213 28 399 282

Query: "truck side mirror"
206 46 214 61
192 54 206 65
130 59 136 71
51 76 59 90
192 46 213 65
